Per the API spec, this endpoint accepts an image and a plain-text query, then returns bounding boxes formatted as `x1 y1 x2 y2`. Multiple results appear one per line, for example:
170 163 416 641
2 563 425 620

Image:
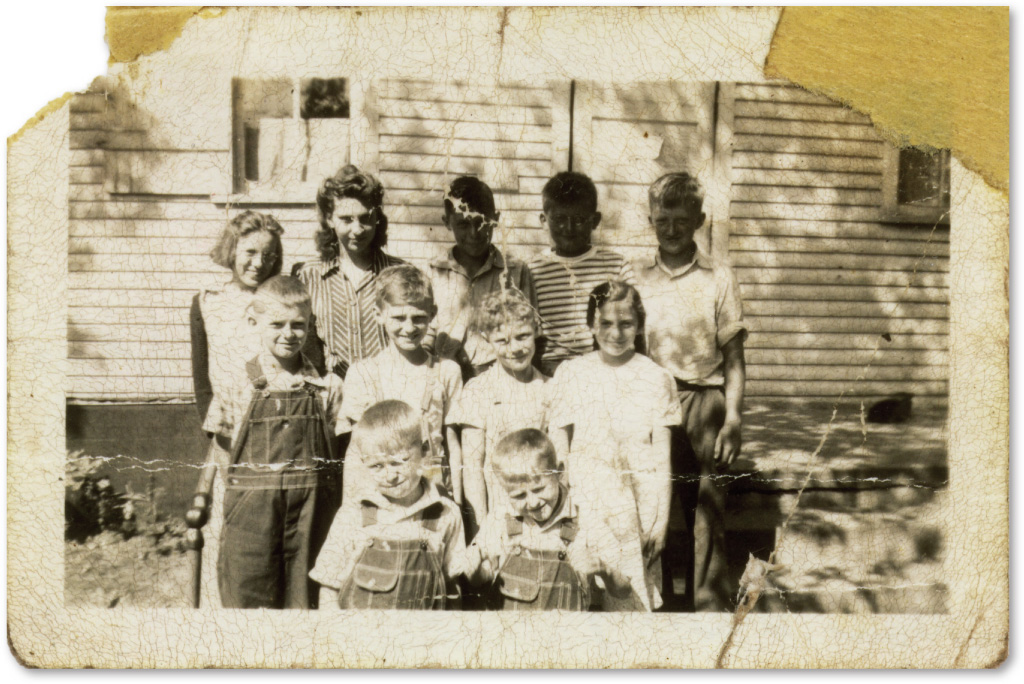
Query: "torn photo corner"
7 5 1007 670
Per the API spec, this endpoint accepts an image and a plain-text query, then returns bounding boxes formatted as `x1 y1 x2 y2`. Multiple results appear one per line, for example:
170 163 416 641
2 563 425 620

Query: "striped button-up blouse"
296 250 406 377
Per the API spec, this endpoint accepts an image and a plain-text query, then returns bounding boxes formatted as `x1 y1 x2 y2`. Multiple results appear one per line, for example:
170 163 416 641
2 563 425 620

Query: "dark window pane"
243 124 260 182
897 148 944 207
300 78 349 119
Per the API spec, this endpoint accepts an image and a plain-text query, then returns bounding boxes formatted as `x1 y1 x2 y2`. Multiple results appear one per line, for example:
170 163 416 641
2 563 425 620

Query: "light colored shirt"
340 350 463 497
202 350 345 443
197 280 261 400
426 246 536 367
296 251 405 374
548 352 681 611
528 247 635 366
310 480 466 590
447 364 550 502
634 249 747 387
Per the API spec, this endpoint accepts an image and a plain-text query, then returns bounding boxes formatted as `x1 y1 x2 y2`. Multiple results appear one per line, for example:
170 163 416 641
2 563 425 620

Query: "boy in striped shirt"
528 171 635 376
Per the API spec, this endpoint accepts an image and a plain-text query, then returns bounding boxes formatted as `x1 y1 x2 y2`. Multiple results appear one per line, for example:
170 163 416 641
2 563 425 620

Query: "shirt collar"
255 350 325 386
514 485 576 533
321 250 389 281
432 245 505 277
359 478 441 520
542 245 598 264
646 248 712 277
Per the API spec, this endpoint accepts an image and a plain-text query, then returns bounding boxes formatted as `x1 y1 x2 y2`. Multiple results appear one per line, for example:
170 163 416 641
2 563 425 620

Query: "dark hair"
648 172 704 213
209 211 284 278
251 275 312 315
586 280 647 355
492 428 562 484
443 176 497 218
314 165 389 261
541 171 598 213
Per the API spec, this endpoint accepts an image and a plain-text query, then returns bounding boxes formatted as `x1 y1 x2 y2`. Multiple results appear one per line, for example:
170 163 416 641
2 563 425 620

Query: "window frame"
880 145 951 226
225 76 360 203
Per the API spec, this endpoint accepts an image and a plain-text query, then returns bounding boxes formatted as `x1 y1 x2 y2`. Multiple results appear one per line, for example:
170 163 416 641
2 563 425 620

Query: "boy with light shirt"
340 265 464 501
634 172 747 612
425 176 536 381
448 289 550 532
465 429 631 611
312 400 466 610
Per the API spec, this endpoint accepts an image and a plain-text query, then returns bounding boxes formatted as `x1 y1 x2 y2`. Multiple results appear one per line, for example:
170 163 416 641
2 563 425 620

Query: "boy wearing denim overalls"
465 429 630 611
200 276 344 609
312 400 466 610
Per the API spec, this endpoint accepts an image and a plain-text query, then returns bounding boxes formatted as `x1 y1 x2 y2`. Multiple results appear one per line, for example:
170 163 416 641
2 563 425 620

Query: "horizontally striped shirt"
528 247 635 366
296 250 405 376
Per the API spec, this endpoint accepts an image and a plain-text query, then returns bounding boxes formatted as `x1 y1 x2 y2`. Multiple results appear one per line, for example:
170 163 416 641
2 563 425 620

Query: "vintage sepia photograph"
63 72 951 614
7 5 1006 670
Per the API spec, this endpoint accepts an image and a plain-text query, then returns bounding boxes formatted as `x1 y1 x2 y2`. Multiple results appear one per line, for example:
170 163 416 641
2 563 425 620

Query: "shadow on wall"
66 404 209 518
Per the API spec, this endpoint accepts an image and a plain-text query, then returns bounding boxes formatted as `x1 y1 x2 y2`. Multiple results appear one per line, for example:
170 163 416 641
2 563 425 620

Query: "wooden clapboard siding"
69 88 243 401
376 79 566 269
728 82 950 401
573 82 717 253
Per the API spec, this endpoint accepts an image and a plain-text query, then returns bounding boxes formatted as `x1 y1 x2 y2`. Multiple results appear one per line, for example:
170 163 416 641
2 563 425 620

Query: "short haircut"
250 275 312 315
314 165 389 261
209 211 284 277
648 172 704 213
541 171 598 213
471 288 540 337
586 280 647 355
375 264 436 313
492 429 562 485
352 400 425 460
444 176 497 218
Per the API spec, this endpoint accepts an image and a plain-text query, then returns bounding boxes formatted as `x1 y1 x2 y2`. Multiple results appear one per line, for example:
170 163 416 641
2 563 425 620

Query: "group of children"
189 166 747 613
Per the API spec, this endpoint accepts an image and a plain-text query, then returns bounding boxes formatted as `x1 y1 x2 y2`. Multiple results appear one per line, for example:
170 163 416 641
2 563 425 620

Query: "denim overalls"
494 515 589 611
337 501 449 610
217 359 340 609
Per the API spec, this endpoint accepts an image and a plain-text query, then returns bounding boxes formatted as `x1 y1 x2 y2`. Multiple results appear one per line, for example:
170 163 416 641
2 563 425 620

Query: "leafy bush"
65 451 128 541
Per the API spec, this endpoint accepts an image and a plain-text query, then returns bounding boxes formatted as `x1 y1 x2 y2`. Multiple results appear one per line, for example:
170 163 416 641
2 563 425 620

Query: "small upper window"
881 146 951 225
232 77 350 194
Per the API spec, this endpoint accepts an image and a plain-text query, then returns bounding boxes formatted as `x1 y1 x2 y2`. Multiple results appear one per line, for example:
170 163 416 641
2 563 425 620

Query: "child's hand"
714 416 742 467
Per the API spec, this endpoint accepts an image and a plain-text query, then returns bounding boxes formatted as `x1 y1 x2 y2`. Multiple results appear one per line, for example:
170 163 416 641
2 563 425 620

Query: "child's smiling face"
592 299 638 362
485 320 536 377
363 442 424 505
329 197 377 257
233 231 277 290
504 472 562 525
541 201 601 257
444 209 497 260
379 302 433 354
252 300 309 362
650 203 705 258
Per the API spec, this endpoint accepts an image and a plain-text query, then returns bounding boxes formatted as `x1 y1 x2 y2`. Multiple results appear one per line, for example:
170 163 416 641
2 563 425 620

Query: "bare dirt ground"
65 527 192 608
